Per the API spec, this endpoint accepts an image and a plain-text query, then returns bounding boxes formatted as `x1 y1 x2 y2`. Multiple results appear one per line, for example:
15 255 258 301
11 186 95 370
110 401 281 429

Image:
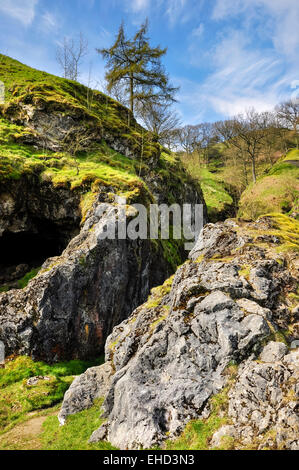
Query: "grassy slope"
284 148 299 161
0 54 199 205
238 149 299 221
0 54 160 161
0 54 148 200
0 55 201 287
181 153 234 221
0 356 103 435
0 356 116 450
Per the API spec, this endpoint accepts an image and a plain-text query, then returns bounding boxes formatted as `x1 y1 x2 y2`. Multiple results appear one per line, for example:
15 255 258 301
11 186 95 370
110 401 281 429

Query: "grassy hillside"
238 149 299 221
0 356 103 435
0 54 201 217
0 356 116 450
0 54 160 159
181 153 234 221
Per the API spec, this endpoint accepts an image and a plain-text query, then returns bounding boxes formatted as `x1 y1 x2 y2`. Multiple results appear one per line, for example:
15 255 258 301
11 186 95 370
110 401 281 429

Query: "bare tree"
214 109 273 183
60 125 97 174
192 123 216 164
56 33 88 81
177 125 199 155
137 102 181 149
275 100 299 149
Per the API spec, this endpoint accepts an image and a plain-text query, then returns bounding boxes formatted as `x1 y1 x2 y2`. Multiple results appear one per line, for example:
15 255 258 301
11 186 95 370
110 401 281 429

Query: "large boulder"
84 219 298 449
58 362 113 425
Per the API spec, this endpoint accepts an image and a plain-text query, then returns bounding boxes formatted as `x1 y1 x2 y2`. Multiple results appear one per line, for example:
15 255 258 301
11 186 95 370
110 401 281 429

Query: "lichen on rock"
66 218 298 450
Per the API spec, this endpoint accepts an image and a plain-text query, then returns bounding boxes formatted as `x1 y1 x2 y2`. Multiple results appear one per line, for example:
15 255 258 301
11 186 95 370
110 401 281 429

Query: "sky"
0 0 298 124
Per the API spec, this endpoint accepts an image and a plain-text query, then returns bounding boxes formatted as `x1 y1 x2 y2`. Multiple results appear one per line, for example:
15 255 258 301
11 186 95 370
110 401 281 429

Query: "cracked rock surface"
60 218 298 449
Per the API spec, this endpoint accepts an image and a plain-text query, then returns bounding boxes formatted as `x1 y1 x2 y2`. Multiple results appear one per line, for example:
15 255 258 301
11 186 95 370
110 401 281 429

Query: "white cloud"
0 0 39 26
165 0 187 24
41 12 58 33
128 0 150 12
212 0 299 60
178 28 296 123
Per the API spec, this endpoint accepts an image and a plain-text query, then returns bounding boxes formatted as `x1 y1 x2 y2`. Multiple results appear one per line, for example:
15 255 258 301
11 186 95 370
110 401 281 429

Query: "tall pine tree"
97 20 178 116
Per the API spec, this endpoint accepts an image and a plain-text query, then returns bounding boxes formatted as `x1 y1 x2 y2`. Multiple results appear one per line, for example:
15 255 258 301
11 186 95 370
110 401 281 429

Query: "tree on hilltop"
97 20 178 117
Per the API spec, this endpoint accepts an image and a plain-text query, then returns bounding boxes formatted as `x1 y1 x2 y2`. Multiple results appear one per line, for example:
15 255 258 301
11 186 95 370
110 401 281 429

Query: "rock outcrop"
227 348 299 450
61 217 298 450
0 195 174 360
0 55 207 362
58 361 113 425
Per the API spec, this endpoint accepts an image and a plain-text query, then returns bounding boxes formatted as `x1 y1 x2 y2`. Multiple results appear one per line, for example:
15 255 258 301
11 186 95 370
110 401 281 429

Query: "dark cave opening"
0 218 79 289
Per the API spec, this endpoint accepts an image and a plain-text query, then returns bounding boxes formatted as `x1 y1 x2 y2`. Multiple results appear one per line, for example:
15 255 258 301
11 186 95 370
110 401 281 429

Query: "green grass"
0 116 145 193
41 399 117 450
238 156 299 221
144 275 174 309
284 148 299 161
17 267 41 289
0 53 158 200
196 168 233 221
180 154 234 221
260 213 299 253
0 356 103 433
0 53 160 163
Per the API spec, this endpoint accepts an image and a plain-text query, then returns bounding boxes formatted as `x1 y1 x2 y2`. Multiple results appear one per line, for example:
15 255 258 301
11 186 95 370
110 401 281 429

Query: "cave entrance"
0 218 79 290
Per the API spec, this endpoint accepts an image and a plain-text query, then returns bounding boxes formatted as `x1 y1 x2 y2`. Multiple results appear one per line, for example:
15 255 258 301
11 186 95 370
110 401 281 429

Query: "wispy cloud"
41 11 58 33
0 0 39 26
126 0 150 13
178 28 296 123
164 0 187 25
124 0 197 26
212 0 299 60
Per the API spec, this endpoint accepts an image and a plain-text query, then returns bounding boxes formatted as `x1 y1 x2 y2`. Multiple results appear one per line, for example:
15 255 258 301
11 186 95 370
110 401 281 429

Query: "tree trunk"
251 156 257 183
243 159 248 186
130 74 134 115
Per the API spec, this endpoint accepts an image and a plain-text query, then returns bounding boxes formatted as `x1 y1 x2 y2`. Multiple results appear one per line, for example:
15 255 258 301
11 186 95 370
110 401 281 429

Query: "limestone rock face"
260 341 288 363
58 362 113 425
0 169 205 362
5 96 160 164
0 197 171 361
228 349 299 450
83 219 298 450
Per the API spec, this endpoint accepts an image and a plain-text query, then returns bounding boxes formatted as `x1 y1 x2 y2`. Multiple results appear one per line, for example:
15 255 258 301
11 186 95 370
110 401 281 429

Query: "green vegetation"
238 152 299 221
0 53 138 139
144 275 174 309
260 213 299 253
41 399 116 450
0 53 162 193
181 153 234 221
0 356 103 433
238 264 251 280
0 116 145 195
17 267 41 289
284 148 299 161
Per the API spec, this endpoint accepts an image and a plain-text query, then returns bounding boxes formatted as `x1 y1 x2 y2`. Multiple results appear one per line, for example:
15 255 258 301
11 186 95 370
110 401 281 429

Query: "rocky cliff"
59 215 299 450
0 55 206 361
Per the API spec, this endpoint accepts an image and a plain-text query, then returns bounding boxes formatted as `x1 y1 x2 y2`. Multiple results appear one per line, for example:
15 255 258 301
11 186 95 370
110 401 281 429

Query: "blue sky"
0 0 298 124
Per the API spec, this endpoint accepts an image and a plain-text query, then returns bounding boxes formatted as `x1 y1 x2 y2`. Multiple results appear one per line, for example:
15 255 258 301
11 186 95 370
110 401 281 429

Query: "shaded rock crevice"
0 175 205 361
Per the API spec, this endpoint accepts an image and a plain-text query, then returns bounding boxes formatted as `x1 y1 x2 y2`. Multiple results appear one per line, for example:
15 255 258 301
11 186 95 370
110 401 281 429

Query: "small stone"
260 342 288 363
89 423 108 443
210 425 238 448
26 376 51 386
